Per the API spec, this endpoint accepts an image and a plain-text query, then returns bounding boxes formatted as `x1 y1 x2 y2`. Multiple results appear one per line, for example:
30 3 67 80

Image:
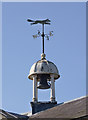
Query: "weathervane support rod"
42 24 44 54
27 18 52 56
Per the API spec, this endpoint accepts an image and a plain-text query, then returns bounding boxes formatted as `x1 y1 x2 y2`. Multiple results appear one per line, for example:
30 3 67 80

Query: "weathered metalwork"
27 19 51 25
27 18 53 55
37 74 50 89
28 59 60 81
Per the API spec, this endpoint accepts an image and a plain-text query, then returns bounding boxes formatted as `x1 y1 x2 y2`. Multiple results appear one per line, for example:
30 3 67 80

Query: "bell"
37 74 50 89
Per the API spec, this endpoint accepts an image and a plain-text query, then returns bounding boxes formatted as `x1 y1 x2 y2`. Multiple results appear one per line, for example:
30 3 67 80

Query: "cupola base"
30 101 57 114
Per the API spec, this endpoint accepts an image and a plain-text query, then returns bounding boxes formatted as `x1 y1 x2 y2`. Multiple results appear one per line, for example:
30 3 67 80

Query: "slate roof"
1 96 88 120
29 96 88 120
0 109 29 120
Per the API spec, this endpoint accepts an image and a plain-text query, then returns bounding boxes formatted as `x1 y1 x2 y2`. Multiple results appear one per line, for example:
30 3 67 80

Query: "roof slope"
30 96 88 119
0 109 29 120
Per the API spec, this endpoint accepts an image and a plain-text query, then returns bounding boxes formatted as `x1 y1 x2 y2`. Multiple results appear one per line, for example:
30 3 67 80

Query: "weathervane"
27 18 53 59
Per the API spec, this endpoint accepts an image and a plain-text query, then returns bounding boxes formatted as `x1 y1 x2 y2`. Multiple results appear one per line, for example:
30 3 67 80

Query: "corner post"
50 74 55 102
33 75 38 102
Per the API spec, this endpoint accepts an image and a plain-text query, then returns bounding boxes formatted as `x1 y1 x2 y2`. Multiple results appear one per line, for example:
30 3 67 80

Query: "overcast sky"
1 2 86 113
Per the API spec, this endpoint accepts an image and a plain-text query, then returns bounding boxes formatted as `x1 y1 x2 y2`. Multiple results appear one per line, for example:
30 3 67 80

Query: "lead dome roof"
28 59 60 80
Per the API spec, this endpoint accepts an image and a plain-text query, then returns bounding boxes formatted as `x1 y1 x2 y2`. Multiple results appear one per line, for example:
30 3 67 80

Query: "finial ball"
41 53 46 60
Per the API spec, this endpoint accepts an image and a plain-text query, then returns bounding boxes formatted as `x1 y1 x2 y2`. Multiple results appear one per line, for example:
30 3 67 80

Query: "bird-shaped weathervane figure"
27 18 53 59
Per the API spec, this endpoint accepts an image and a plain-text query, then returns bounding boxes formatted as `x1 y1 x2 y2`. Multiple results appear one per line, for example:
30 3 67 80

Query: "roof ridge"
64 95 87 104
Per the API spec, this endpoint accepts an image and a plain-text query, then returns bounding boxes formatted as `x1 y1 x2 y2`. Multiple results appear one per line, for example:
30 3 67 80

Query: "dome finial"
41 53 46 60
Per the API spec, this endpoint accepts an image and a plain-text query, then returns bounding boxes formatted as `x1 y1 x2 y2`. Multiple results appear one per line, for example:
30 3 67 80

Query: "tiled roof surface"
30 96 88 119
